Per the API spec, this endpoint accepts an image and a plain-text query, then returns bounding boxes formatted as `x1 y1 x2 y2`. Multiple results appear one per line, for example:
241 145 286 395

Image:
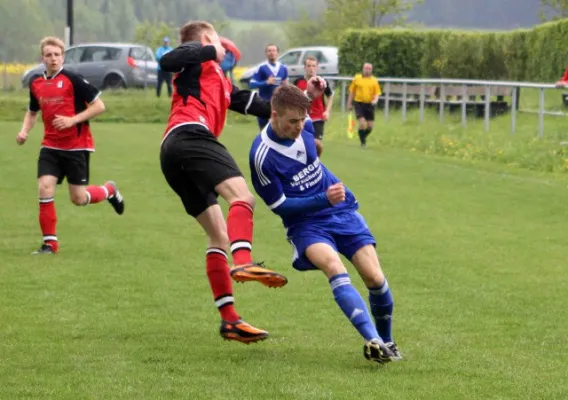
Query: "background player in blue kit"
249 44 288 129
249 84 402 364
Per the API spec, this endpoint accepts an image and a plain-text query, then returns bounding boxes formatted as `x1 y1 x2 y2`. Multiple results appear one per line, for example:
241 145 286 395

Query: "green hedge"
339 19 568 82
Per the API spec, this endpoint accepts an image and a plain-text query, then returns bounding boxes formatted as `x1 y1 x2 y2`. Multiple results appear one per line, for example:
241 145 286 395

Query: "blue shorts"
287 211 376 271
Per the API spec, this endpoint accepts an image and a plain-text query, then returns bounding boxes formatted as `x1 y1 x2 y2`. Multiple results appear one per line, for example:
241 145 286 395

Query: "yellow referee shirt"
349 74 382 103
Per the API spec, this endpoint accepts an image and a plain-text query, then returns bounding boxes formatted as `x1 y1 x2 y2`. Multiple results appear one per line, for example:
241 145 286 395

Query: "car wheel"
103 74 126 90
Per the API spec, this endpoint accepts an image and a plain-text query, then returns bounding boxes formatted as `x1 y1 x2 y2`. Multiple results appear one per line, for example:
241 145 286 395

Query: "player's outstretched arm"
229 84 271 119
230 77 327 120
159 43 217 73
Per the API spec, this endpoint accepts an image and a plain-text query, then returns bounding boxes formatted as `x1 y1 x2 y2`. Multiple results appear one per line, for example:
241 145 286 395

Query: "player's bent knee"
322 259 347 278
38 179 56 198
70 193 87 206
361 271 386 289
232 192 256 209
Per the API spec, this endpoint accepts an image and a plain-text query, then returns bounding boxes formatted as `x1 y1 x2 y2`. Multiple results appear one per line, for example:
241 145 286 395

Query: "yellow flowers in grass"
0 63 36 74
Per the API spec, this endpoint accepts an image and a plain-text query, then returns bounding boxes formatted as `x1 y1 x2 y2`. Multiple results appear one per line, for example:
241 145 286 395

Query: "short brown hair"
271 84 311 114
40 36 65 55
179 21 215 43
304 56 318 66
265 44 279 52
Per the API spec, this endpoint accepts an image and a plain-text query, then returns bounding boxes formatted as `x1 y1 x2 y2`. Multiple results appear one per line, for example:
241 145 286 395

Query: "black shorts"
354 102 375 121
160 125 243 217
37 147 90 185
312 120 325 140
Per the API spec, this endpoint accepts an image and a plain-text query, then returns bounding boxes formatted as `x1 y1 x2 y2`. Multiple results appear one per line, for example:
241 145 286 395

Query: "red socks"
85 183 115 204
39 198 58 252
206 248 240 322
227 201 254 266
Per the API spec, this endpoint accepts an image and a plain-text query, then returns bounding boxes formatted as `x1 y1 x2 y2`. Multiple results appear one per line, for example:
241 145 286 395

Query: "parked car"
21 43 158 89
239 46 339 86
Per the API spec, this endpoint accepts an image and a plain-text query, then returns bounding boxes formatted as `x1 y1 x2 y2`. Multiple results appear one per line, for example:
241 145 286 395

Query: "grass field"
1 118 568 399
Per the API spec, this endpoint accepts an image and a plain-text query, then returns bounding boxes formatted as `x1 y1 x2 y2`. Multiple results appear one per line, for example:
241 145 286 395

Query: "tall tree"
539 0 568 20
324 0 422 30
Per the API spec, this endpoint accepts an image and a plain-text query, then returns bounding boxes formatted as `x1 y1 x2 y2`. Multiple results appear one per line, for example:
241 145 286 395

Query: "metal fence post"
419 83 425 122
538 88 545 138
484 86 491 132
341 80 346 112
511 87 517 135
461 85 467 128
402 82 408 122
384 82 390 122
439 84 445 124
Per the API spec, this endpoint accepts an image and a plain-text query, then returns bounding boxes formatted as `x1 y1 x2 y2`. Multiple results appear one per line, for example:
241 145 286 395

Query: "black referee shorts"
37 147 90 185
160 124 243 217
354 101 375 121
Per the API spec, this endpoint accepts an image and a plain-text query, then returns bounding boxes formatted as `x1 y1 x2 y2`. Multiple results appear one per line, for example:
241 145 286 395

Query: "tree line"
0 0 565 64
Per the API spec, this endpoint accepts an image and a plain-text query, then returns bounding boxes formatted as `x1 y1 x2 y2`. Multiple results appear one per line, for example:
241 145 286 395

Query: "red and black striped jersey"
160 42 271 141
29 68 100 151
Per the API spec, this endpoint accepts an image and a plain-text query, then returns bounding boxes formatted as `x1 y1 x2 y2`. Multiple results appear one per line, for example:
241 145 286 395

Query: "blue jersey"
250 62 288 100
249 123 358 229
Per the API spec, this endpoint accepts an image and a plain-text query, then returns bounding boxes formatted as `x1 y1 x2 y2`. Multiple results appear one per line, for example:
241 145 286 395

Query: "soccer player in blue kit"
249 44 288 129
249 84 402 364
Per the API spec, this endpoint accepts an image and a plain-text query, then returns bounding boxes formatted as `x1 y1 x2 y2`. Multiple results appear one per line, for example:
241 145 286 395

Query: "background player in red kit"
159 21 326 343
16 37 125 255
294 56 334 156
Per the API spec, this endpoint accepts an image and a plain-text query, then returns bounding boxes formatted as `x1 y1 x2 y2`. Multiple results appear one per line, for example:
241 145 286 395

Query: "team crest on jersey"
57 81 63 88
296 150 305 158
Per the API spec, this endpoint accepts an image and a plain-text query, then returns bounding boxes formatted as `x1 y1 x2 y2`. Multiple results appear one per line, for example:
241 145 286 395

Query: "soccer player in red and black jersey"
159 21 326 343
16 37 125 255
294 56 334 156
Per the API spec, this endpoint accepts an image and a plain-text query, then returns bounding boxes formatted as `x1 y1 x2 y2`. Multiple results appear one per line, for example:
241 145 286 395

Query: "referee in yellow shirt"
347 63 381 148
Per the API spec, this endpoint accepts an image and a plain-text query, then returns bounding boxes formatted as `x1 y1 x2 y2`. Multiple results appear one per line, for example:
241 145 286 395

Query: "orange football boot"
220 319 269 344
230 262 288 288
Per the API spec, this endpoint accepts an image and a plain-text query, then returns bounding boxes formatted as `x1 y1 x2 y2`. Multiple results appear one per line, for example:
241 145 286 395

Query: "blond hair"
40 36 65 55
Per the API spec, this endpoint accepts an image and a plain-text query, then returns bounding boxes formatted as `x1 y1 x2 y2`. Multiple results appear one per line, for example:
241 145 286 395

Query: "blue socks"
368 280 394 342
329 273 379 342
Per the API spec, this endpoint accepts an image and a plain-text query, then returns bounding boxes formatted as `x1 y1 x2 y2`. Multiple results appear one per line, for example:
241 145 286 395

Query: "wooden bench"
438 85 515 117
375 82 518 118
377 83 437 107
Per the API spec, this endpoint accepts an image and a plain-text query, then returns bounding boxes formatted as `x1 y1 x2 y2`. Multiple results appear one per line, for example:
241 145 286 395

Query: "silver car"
239 46 339 86
21 43 158 89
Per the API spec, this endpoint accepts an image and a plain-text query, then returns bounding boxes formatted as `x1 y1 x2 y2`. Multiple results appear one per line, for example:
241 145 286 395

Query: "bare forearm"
74 99 105 124
21 111 38 133
347 92 354 106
